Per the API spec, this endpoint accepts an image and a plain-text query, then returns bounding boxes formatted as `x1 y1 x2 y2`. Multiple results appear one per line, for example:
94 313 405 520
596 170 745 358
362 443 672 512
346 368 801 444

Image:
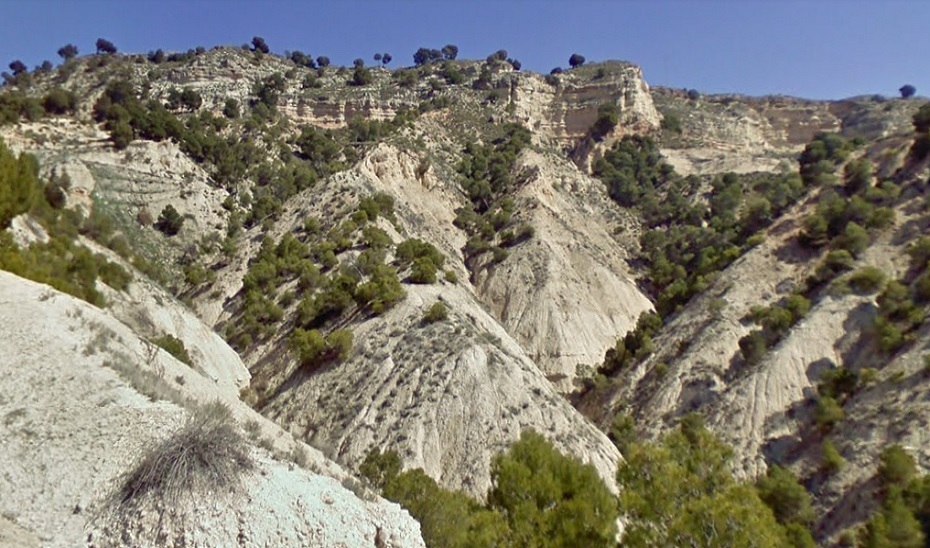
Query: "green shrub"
0 142 40 228
848 266 886 294
835 221 870 257
814 396 844 433
360 448 402 489
913 273 930 303
395 239 443 266
818 367 859 401
152 334 193 366
354 265 405 314
660 112 683 134
843 158 873 195
879 445 917 488
859 487 925 548
155 205 184 236
42 88 78 115
798 133 853 185
409 257 438 284
99 260 132 291
618 418 793 547
739 331 768 365
349 66 373 86
821 438 844 475
222 98 240 119
289 327 353 370
601 311 661 375
422 301 448 324
590 103 619 141
756 466 815 526
907 236 930 272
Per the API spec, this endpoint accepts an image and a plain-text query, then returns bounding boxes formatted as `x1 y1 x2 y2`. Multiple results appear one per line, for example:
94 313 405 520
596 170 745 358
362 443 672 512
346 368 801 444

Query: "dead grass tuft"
114 401 252 511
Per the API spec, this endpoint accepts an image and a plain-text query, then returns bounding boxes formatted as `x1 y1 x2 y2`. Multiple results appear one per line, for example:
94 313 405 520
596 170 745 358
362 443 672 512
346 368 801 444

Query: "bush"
601 311 661 375
860 489 926 547
739 331 768 365
155 204 184 236
618 419 795 547
360 448 402 489
95 38 117 55
395 69 418 88
409 257 438 284
756 466 815 526
396 238 444 268
42 88 78 115
354 265 405 314
608 413 637 453
422 301 448 324
152 335 193 366
907 236 930 271
848 266 886 294
818 367 859 401
289 328 353 370
878 445 917 488
349 65 373 86
821 439 844 475
590 103 619 141
814 396 844 433
660 112 683 134
835 221 869 257
112 401 252 513
99 260 132 291
0 142 40 228
844 158 873 195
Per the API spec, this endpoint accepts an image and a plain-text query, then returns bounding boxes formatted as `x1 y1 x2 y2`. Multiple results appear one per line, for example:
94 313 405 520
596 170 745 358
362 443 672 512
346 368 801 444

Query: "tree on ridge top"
96 38 117 55
57 44 78 61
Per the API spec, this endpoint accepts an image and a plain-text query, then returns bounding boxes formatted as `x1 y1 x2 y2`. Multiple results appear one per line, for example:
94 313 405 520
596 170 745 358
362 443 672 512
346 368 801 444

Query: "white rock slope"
0 271 423 547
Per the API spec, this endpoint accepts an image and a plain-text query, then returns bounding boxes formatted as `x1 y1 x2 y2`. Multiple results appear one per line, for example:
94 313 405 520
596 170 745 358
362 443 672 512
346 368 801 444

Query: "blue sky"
1 0 927 100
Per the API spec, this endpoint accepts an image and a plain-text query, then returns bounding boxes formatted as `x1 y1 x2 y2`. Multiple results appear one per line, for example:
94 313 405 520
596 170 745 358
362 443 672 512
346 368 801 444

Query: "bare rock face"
358 142 652 392
102 272 252 395
512 62 660 143
475 149 652 390
654 89 925 176
0 271 424 548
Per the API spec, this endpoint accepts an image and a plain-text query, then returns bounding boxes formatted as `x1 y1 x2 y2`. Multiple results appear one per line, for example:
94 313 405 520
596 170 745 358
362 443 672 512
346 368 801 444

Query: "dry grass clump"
115 401 252 510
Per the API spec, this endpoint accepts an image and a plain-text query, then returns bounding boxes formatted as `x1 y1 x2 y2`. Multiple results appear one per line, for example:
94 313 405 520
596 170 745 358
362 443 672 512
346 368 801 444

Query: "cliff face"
653 87 923 175
512 62 660 142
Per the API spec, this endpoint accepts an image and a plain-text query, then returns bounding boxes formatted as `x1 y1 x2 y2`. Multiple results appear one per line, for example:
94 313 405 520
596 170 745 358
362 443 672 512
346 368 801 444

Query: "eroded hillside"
2 42 930 546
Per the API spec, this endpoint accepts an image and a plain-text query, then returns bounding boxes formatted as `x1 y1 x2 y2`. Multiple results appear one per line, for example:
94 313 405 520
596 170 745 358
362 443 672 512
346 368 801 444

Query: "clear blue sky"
2 0 927 100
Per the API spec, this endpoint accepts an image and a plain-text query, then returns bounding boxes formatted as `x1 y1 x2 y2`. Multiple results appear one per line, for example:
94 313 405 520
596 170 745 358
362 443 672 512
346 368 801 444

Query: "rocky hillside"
2 42 930 545
0 271 423 547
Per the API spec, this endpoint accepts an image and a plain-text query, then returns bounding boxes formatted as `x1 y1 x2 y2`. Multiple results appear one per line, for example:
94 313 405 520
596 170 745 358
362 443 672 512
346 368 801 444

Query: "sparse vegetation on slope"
0 140 132 305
